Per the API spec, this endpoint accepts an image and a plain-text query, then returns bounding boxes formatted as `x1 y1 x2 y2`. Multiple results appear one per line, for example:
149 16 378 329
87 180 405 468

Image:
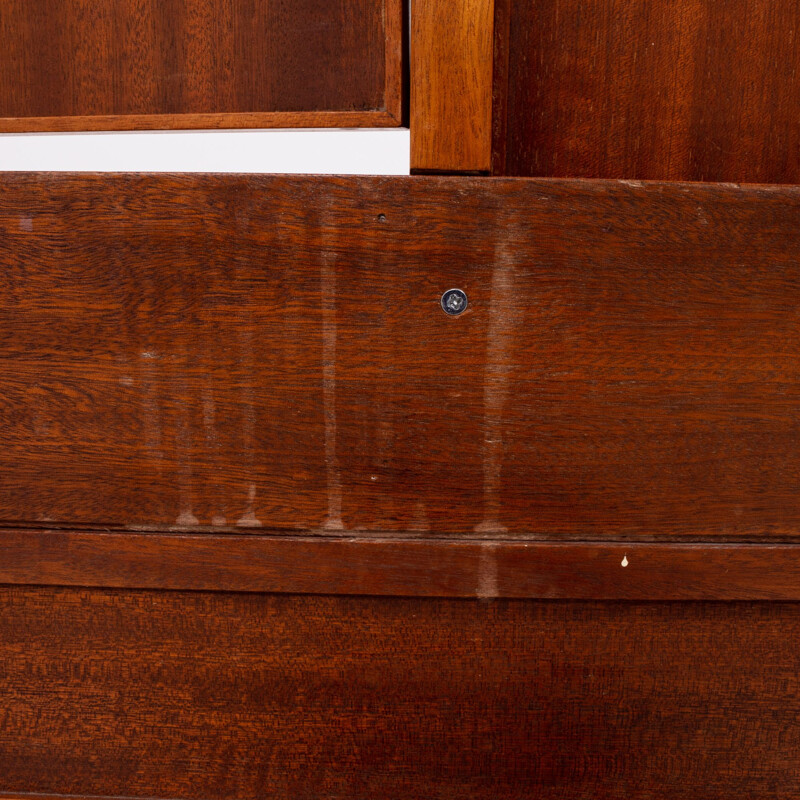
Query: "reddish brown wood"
0 0 403 131
0 586 798 799
3 529 800 599
2 173 800 540
494 0 800 181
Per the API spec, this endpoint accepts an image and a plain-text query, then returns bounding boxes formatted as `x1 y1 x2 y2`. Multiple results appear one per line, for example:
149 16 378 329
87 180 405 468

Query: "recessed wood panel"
0 0 402 131
2 174 800 540
494 0 800 181
0 586 798 799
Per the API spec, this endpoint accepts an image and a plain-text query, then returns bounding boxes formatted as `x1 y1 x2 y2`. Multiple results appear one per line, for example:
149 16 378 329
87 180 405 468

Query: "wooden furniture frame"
3 1 800 796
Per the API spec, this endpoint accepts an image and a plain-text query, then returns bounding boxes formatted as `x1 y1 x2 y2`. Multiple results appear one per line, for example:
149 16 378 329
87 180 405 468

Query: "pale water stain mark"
202 388 226 526
174 370 198 527
475 242 524 534
176 508 199 526
410 500 431 533
321 251 343 530
235 323 262 528
18 216 33 232
477 542 499 598
237 483 262 527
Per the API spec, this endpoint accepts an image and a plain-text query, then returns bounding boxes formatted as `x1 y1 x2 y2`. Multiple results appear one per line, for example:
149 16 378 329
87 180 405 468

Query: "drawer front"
1 174 800 542
0 586 798 800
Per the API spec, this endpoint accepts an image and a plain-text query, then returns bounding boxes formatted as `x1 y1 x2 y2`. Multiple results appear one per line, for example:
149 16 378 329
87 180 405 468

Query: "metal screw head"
441 288 468 316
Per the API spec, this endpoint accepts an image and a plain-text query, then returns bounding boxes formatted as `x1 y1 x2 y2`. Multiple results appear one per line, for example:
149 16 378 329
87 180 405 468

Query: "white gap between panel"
0 128 411 175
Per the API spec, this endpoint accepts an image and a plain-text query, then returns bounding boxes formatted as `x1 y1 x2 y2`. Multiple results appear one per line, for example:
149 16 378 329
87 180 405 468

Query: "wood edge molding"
0 796 143 800
384 0 406 125
0 110 402 134
0 796 137 800
2 528 799 600
410 0 494 172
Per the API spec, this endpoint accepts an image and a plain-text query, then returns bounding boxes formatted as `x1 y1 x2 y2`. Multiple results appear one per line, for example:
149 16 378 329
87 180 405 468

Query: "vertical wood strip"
411 0 494 172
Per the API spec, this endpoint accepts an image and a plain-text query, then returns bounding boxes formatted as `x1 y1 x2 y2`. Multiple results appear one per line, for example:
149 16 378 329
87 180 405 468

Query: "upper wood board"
2 173 800 540
0 0 403 131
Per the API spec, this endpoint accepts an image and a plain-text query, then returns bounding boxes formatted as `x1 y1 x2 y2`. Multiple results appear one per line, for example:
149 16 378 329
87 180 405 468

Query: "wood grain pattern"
1 586 799 799
0 0 403 131
495 0 800 181
410 0 493 171
3 173 800 541
4 529 800 599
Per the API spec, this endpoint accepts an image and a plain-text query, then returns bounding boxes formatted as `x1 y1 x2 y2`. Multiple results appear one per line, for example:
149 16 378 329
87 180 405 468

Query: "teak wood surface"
2 172 800 796
2 173 800 543
3 530 800 600
1 586 799 799
0 0 403 131
492 0 800 181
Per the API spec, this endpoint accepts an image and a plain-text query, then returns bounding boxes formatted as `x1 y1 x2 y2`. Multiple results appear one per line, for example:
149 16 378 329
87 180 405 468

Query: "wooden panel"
410 0 493 171
0 0 402 131
2 174 800 540
0 586 799 799
494 0 800 181
4 529 800 599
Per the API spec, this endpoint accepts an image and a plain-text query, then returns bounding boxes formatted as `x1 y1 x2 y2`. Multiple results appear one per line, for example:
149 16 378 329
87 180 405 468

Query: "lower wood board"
0 586 796 800
1 173 800 541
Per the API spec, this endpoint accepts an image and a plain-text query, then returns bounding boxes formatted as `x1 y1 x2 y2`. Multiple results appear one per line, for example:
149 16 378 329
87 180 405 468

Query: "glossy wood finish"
0 586 798 799
0 0 402 131
2 173 800 540
411 0 493 172
493 0 800 181
4 529 800 599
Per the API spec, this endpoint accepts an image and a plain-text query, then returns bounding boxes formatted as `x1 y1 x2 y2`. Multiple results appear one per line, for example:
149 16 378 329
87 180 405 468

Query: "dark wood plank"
0 0 402 131
410 0 494 172
4 529 800 599
0 586 799 799
495 0 800 181
2 173 800 540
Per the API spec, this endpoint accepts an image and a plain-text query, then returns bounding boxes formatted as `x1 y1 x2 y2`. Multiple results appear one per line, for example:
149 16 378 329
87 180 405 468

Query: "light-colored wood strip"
411 0 494 171
0 109 401 133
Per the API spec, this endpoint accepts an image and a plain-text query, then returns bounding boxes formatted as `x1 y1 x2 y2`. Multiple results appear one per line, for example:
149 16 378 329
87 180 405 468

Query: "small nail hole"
377 214 387 223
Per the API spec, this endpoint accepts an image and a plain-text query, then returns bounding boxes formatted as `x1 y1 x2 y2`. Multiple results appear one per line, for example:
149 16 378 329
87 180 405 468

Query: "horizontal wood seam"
2 528 799 600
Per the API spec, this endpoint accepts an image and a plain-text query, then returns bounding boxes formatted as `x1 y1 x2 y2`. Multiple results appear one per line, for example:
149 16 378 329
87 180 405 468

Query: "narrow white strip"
0 128 410 174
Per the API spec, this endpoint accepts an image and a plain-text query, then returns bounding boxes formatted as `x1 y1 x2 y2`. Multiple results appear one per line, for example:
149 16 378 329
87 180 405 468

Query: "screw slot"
441 288 468 316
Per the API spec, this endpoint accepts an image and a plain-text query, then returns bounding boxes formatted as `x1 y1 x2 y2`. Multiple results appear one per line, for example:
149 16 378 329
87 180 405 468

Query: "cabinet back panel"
496 0 800 182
